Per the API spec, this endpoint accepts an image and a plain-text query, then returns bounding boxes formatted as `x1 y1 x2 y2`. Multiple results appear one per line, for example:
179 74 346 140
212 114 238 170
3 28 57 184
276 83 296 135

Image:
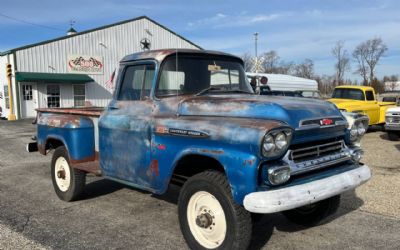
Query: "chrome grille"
290 140 344 162
386 115 400 124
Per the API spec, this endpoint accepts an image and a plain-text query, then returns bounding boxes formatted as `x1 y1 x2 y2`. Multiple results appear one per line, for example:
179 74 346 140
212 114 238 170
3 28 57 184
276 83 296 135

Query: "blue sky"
0 0 399 80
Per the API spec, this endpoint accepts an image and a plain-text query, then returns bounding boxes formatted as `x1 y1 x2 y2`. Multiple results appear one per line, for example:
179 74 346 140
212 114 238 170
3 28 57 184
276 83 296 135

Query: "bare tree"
294 59 314 79
261 50 280 73
353 37 388 85
241 52 253 72
331 41 350 86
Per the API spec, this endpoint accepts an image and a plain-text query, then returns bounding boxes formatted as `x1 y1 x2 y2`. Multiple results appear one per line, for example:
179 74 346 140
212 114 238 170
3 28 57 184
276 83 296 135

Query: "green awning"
15 72 93 83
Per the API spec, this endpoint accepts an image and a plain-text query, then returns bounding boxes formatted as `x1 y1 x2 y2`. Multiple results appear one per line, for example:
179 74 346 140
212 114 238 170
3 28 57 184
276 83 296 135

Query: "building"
0 16 201 119
384 81 400 92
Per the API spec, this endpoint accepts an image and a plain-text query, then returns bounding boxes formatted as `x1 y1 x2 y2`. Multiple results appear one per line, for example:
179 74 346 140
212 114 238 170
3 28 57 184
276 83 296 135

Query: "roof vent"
67 27 77 36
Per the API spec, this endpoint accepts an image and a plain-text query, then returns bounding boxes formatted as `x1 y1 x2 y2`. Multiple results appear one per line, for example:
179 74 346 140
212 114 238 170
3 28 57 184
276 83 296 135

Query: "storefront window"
4 85 10 109
73 85 85 107
47 85 60 108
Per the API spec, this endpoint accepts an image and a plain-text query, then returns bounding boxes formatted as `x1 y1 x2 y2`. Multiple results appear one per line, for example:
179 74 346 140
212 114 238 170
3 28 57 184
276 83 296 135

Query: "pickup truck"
385 106 400 140
28 49 371 250
329 86 395 125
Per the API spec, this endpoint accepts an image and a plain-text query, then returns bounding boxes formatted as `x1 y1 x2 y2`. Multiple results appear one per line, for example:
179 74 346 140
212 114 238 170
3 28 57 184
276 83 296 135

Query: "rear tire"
178 170 252 250
51 146 86 201
282 195 341 227
387 131 400 141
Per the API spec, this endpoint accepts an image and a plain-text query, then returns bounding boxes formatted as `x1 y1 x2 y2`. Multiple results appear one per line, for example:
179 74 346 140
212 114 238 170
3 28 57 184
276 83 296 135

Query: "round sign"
260 76 268 85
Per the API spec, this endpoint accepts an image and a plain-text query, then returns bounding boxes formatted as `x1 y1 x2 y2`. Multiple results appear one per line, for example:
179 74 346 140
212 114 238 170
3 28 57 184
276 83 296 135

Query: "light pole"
254 32 259 73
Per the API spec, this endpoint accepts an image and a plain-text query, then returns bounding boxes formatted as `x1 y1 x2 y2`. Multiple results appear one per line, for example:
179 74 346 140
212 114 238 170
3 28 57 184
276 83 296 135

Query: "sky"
0 0 399 81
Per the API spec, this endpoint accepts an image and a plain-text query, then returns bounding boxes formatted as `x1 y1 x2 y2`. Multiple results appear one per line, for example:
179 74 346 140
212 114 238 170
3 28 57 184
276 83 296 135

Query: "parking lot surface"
0 119 399 249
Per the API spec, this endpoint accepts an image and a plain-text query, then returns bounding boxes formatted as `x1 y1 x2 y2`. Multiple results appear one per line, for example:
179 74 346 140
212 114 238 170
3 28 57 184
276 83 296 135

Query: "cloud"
187 12 282 29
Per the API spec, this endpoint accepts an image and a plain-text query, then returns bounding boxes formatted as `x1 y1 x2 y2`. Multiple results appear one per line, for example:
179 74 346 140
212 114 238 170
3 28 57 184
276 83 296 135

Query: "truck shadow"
154 185 364 250
81 180 364 250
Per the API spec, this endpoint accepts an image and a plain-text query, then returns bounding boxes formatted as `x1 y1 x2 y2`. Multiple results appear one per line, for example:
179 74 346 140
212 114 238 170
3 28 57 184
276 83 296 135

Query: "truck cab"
329 86 395 125
30 49 371 250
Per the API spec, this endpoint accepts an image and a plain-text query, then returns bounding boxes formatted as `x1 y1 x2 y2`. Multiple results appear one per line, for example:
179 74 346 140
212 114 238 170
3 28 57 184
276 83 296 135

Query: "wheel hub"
57 170 66 179
196 213 213 228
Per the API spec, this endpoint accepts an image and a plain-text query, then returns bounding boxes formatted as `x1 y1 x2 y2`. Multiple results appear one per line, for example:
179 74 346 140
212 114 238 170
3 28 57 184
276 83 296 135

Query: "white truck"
385 106 400 140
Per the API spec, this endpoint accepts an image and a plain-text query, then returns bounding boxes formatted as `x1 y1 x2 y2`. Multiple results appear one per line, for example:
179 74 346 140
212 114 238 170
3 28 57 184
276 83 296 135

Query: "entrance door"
21 83 37 118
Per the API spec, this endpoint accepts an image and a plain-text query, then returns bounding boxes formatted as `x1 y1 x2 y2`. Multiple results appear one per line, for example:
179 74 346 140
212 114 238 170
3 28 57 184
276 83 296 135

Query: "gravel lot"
0 119 399 249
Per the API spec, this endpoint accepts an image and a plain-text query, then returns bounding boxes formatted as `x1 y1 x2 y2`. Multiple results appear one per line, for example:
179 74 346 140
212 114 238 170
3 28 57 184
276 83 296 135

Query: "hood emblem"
320 118 334 126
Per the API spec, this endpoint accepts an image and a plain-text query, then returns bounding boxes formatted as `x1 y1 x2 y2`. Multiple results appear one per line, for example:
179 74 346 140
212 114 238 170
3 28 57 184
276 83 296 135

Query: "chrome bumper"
243 165 371 213
385 124 400 131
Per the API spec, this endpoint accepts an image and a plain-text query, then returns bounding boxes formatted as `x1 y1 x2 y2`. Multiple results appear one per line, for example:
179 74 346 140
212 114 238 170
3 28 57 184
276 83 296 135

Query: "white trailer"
246 73 318 91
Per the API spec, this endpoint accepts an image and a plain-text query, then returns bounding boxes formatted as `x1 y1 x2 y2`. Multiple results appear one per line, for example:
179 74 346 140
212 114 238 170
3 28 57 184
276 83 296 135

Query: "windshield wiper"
195 87 222 96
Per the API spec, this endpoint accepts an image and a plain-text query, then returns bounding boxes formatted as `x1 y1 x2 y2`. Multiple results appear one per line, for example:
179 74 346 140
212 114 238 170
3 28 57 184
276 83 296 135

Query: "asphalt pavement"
0 119 399 249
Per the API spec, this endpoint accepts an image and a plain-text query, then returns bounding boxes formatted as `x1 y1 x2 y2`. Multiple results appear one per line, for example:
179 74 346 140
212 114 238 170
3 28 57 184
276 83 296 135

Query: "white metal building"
0 16 201 119
246 73 318 91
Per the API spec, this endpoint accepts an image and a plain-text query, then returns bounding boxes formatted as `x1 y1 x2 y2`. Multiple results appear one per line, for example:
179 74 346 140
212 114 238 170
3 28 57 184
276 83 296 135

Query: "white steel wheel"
54 156 71 192
187 191 227 249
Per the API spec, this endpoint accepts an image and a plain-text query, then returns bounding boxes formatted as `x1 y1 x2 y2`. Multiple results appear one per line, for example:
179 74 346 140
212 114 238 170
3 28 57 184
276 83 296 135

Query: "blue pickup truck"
28 49 371 250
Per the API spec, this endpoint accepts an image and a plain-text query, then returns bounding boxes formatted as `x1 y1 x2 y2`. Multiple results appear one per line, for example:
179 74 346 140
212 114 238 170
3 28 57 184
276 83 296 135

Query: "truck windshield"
156 55 253 97
332 88 364 101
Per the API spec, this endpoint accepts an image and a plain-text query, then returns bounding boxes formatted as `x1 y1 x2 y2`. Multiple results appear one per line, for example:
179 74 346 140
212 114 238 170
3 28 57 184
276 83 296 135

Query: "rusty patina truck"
28 49 371 250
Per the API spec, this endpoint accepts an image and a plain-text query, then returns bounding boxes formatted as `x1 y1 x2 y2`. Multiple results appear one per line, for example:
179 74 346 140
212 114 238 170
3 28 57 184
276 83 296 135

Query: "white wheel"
54 156 71 192
187 191 227 249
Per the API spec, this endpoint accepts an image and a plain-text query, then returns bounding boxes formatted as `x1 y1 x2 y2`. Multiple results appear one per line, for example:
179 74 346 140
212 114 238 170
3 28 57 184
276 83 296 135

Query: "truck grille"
290 140 345 162
386 115 400 124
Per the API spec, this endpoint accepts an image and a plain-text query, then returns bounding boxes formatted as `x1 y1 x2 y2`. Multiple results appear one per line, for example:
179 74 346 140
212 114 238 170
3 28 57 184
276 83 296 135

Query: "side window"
118 65 155 101
365 91 375 101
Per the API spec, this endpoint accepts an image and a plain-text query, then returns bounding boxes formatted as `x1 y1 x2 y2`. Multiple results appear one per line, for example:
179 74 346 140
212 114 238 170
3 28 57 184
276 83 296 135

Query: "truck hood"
387 106 400 114
178 94 342 129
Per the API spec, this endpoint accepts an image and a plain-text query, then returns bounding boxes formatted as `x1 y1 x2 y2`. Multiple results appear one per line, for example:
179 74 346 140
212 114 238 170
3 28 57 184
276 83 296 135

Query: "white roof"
246 73 318 91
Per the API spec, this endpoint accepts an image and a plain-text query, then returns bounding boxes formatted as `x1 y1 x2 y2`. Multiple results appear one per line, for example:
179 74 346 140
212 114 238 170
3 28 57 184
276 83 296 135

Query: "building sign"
67 55 104 74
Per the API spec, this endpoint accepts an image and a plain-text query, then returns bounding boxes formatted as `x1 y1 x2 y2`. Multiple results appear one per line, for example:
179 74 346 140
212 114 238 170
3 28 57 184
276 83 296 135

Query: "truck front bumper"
243 165 371 213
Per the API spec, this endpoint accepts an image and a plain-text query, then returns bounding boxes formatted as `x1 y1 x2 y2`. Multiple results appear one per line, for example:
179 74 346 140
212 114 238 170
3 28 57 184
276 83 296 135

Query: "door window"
23 85 33 100
118 64 155 100
47 85 60 108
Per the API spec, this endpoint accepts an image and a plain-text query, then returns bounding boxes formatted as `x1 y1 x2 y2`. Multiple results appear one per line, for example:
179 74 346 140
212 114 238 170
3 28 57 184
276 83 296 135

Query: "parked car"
329 86 396 126
28 49 371 250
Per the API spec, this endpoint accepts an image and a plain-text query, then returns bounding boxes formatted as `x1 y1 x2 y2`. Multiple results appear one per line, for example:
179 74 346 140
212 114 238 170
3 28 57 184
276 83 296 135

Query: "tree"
331 41 350 86
294 59 314 79
261 50 280 73
353 37 388 85
241 52 253 72
370 77 385 94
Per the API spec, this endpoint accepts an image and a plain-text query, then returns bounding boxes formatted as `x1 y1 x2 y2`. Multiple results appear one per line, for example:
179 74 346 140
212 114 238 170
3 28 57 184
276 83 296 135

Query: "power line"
0 12 64 31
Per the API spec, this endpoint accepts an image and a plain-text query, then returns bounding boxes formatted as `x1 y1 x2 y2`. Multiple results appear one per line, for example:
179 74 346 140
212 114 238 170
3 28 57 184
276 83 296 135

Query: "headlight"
268 166 291 185
263 134 275 153
262 129 293 158
350 120 368 142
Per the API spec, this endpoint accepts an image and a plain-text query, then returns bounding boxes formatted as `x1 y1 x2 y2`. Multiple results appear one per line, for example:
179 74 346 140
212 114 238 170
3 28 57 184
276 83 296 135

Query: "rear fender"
37 113 95 162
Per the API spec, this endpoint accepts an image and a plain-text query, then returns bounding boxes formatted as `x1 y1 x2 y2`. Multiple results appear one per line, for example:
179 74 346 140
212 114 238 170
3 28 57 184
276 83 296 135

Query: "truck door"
364 90 379 124
99 63 156 189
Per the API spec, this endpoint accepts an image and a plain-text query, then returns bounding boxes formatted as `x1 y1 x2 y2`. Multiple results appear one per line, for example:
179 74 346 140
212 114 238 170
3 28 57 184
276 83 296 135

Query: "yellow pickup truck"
329 86 395 125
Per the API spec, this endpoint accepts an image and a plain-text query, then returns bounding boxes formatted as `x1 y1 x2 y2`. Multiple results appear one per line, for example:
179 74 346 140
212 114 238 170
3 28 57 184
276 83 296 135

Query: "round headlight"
275 132 287 150
357 122 366 135
350 125 358 139
263 134 275 152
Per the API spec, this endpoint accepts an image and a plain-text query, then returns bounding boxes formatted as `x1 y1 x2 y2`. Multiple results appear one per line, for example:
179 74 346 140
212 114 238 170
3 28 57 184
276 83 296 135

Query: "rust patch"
148 159 159 177
71 160 102 176
243 159 255 166
36 107 103 117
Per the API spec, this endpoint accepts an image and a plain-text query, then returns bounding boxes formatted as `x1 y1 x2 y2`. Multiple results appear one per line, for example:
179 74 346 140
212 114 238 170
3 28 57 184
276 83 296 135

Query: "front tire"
51 146 86 201
387 131 400 141
282 195 341 227
178 171 252 250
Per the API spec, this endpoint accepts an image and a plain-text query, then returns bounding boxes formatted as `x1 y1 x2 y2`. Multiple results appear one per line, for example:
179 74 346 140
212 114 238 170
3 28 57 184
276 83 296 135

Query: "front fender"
169 146 260 205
